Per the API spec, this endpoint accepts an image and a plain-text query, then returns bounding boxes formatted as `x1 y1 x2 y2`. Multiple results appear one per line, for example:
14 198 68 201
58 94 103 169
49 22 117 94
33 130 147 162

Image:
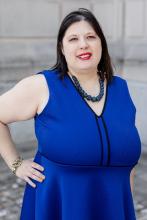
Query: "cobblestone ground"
0 141 147 220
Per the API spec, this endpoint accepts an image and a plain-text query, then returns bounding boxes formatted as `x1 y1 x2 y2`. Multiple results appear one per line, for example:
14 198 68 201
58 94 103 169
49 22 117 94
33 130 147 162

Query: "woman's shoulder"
36 68 59 78
111 74 127 87
112 74 125 82
111 74 135 105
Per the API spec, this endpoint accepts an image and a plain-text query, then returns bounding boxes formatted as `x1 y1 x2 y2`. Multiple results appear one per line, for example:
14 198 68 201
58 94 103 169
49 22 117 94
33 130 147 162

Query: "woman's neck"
67 69 100 84
67 69 101 92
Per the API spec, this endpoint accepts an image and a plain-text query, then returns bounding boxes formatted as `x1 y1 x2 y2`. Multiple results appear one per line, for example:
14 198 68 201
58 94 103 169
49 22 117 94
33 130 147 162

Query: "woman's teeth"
78 54 92 60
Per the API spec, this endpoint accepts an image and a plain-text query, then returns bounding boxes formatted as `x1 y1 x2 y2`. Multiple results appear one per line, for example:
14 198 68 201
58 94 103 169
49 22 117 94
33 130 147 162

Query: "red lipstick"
77 52 92 60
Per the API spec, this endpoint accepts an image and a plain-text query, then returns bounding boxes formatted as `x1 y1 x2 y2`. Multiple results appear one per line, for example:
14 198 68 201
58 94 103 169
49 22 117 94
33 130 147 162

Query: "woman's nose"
79 39 88 49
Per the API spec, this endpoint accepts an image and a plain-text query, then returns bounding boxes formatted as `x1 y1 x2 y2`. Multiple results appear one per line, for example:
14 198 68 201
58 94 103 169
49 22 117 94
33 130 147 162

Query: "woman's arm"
0 75 39 165
0 74 48 187
130 167 136 193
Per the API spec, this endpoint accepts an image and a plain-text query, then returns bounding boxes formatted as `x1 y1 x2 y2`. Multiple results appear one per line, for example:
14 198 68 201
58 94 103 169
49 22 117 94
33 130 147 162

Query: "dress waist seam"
37 151 138 168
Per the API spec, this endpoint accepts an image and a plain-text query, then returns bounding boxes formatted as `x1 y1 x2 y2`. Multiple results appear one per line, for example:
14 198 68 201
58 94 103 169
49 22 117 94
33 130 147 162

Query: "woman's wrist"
11 156 23 175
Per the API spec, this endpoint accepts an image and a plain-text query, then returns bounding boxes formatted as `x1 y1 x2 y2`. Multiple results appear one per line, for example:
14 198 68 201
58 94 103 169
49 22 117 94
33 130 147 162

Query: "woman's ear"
60 43 64 56
61 47 64 56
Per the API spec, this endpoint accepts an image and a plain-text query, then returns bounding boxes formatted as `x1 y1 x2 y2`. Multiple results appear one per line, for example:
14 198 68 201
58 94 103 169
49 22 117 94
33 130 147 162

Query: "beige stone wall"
0 0 147 67
0 0 147 147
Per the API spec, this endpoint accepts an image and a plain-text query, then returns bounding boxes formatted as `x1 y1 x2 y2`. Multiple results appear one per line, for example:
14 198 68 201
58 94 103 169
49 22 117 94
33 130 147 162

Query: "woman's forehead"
64 21 96 37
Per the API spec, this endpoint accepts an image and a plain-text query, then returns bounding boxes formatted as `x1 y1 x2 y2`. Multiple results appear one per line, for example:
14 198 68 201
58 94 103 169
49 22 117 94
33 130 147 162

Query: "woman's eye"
69 36 95 41
87 36 95 39
69 38 77 41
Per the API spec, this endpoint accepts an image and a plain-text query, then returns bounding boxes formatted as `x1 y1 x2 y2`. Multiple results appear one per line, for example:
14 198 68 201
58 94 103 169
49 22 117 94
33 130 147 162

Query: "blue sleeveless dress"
20 69 141 220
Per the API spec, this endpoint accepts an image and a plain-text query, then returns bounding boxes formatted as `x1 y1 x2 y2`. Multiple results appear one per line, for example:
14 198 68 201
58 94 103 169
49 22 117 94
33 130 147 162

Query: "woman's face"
61 20 102 73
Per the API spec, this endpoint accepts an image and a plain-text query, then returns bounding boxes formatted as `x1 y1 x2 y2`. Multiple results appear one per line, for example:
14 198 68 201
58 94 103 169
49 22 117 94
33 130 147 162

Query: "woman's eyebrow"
86 32 96 35
68 32 96 38
68 34 77 38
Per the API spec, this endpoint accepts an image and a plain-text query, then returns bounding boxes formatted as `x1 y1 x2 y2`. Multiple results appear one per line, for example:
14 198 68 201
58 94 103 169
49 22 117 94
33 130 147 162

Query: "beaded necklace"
68 71 104 102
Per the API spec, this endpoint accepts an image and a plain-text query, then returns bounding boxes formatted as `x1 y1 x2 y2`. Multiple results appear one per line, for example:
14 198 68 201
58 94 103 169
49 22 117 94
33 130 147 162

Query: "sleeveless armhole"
34 70 51 118
123 79 136 113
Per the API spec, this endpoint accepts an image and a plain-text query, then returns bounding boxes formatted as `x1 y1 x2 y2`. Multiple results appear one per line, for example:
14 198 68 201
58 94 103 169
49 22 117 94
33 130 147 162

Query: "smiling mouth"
77 54 92 60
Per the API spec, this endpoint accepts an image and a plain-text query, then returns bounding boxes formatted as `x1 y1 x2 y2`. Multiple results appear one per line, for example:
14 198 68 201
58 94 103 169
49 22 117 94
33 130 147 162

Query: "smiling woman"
61 20 102 72
0 7 141 220
52 8 114 83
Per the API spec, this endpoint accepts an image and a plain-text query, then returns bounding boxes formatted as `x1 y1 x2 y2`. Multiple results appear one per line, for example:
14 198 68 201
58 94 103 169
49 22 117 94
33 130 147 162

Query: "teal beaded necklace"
69 71 104 102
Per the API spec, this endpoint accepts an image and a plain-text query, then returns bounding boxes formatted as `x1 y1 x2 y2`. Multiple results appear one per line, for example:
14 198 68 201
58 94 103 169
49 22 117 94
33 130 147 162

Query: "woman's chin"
75 65 96 71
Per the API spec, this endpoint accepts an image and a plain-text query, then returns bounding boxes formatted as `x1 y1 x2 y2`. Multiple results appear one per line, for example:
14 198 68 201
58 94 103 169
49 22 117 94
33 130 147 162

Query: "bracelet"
11 156 23 175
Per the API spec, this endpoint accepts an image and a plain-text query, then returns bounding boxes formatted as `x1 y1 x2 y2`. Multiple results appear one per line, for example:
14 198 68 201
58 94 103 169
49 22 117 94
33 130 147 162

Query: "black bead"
71 72 105 102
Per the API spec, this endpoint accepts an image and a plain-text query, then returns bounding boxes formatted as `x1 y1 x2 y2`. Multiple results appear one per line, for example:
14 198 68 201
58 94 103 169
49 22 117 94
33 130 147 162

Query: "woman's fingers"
31 161 44 171
15 159 46 188
24 176 36 188
29 173 44 183
30 168 45 180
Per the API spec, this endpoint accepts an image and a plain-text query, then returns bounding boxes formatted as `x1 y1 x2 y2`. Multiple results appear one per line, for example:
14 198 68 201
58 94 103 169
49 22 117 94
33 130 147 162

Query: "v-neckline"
66 73 109 118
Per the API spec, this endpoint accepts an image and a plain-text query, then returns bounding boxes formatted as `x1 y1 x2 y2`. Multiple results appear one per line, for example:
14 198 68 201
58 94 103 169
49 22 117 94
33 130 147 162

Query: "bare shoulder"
14 73 50 114
15 73 49 101
16 73 47 90
0 73 49 124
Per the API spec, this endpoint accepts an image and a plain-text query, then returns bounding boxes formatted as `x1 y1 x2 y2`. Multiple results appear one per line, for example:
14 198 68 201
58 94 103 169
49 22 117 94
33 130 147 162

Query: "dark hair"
50 8 115 83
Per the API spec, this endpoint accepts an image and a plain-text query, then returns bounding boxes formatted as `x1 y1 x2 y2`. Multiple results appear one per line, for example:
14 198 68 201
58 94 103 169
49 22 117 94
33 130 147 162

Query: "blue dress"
20 69 141 220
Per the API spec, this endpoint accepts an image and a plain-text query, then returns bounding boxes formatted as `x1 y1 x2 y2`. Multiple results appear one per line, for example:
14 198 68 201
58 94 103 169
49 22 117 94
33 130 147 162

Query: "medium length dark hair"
50 8 115 83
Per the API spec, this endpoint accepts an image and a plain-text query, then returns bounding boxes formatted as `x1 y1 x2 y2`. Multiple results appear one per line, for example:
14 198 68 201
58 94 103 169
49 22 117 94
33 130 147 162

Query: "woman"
0 8 141 220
